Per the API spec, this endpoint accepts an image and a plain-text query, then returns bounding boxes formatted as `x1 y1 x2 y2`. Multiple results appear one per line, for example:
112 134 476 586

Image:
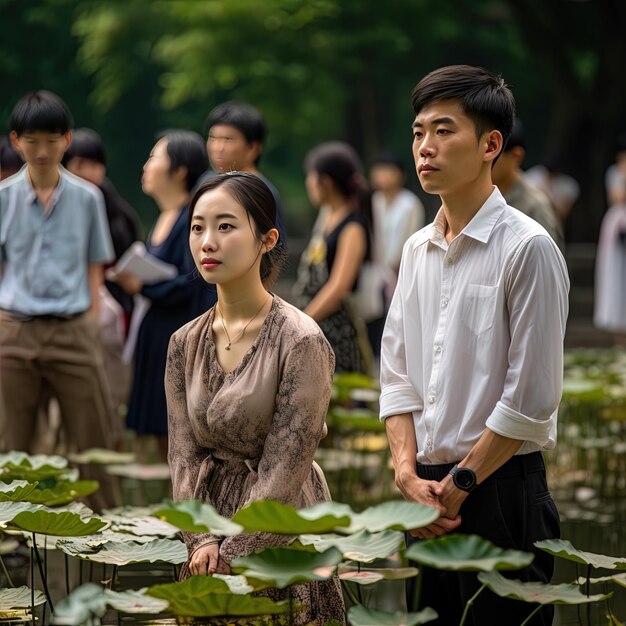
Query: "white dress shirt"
379 187 569 464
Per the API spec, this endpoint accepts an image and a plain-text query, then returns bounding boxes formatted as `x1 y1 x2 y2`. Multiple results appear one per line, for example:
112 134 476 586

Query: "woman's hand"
188 543 230 576
107 270 142 295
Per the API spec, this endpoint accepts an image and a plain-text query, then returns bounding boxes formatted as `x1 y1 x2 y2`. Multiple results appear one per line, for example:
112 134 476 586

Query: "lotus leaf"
0 464 77 484
51 583 108 625
56 538 187 565
478 571 612 604
213 574 270 594
103 514 178 537
406 535 534 571
339 570 384 585
231 546 342 588
67 449 135 465
103 589 169 614
103 504 163 517
232 500 352 534
0 586 46 609
299 530 403 562
153 500 243 536
147 576 291 617
338 564 418 581
106 463 170 480
24 481 99 506
6 510 106 536
0 481 38 502
0 502 41 525
576 573 626 589
347 605 438 625
0 452 67 470
535 539 626 570
345 501 439 534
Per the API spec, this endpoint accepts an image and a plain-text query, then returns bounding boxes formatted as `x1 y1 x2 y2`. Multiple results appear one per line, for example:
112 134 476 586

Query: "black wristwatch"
449 465 478 493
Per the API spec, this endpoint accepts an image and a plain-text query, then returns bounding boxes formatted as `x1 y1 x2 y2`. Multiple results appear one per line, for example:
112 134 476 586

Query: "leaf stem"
32 533 54 613
459 583 486 626
585 563 591 625
519 604 543 626
0 553 15 587
30 547 34 626
65 553 70 595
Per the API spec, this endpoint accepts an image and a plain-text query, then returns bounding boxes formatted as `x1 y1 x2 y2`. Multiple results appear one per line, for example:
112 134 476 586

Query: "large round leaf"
6 510 106 536
345 501 439 534
406 535 534 571
0 481 38 502
299 530 403 563
232 500 352 534
24 481 99 506
339 570 384 585
535 539 626 570
0 502 41 526
338 564 418 581
57 538 187 565
103 514 178 538
67 449 135 465
0 452 67 470
0 586 46 609
231 546 342 589
347 605 438 625
147 576 290 617
576 573 626 589
153 500 243 536
51 583 107 625
478 571 612 605
103 589 169 614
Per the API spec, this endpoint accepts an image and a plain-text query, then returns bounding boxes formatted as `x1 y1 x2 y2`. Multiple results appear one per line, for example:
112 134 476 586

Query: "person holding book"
109 131 214 461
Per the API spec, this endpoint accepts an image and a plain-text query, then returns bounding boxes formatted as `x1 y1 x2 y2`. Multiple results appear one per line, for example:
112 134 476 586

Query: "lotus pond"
0 349 624 625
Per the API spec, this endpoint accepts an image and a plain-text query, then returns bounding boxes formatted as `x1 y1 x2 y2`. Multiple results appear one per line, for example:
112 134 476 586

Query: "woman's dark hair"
157 130 208 192
411 65 515 147
188 172 287 287
305 141 372 225
10 90 73 137
62 128 106 166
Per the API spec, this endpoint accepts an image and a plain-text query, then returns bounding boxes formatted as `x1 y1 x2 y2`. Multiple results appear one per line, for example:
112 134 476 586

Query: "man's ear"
248 141 262 165
9 131 20 153
484 130 504 164
63 130 73 152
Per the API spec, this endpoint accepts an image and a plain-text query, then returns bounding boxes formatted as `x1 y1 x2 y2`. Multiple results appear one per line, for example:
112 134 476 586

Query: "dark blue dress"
126 204 216 436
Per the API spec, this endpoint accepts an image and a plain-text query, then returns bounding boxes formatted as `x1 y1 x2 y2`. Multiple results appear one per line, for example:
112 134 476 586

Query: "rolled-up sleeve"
486 235 569 448
379 247 424 421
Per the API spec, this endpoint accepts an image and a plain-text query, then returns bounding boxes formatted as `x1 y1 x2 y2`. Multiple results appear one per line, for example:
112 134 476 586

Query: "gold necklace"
217 297 270 351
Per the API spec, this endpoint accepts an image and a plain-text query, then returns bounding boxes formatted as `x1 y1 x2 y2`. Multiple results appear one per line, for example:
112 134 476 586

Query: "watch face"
454 468 476 489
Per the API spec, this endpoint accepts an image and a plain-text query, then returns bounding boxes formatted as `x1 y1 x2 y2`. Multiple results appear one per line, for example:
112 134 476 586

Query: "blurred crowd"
0 91 624 492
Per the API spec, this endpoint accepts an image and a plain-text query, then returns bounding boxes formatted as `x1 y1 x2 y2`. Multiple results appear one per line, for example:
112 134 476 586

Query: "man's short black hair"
371 152 406 174
63 128 106 166
411 65 515 147
206 101 266 164
10 90 73 137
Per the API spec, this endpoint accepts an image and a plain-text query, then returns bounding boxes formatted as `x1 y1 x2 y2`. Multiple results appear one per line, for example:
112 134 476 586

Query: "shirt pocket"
462 284 498 335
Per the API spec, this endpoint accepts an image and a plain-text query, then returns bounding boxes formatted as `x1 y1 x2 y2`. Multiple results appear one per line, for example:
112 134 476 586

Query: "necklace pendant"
225 344 231 351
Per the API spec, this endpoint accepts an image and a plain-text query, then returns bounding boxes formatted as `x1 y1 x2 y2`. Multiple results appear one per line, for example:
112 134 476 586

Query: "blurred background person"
109 130 214 462
0 135 23 180
525 154 580 229
605 132 626 206
594 180 626 345
62 127 141 446
294 141 371 374
202 101 286 245
367 153 424 359
492 120 564 251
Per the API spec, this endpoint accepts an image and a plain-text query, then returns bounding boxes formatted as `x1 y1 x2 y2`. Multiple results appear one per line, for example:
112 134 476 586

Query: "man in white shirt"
380 65 569 625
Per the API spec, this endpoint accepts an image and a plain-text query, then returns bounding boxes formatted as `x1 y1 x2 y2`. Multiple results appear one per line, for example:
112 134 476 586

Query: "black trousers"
406 452 560 626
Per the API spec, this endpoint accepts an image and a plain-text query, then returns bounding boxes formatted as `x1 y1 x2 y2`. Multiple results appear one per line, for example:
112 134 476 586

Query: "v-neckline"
209 295 278 376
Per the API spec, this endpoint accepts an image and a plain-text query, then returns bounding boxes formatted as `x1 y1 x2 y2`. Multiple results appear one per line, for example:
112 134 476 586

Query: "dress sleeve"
219 332 335 563
165 330 220 555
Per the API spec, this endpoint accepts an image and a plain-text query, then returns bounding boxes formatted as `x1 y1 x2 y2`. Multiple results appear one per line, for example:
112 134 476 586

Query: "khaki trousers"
0 311 120 509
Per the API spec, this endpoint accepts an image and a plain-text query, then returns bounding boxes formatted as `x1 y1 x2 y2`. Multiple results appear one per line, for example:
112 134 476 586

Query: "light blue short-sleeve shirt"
0 166 114 316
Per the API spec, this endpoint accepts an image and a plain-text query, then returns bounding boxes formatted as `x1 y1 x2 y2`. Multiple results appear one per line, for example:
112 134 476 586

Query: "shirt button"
447 256 455 264
435 345 442 354
428 394 436 404
441 297 449 307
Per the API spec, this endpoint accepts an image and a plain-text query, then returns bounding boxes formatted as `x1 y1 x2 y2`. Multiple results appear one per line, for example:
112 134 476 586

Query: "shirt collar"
22 166 66 208
429 186 506 246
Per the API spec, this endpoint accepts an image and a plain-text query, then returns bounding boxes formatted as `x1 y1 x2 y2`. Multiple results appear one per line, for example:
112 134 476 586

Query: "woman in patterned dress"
165 172 346 624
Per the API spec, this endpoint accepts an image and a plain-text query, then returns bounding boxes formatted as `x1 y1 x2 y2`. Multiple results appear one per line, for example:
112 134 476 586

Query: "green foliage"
347 605 438 625
0 481 39 503
56 538 187 565
478 571 612 605
298 529 404 562
0 586 46 609
535 539 626 570
231 545 343 588
147 576 290 617
5 510 106 536
153 499 243 536
406 534 535 571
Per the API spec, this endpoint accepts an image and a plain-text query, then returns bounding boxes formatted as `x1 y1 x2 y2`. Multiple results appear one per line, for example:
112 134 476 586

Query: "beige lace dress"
165 296 346 624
